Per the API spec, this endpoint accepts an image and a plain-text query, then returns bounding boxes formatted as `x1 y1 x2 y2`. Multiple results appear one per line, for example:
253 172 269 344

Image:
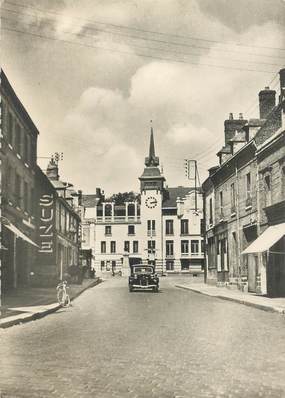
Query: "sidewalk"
176 282 285 314
0 277 102 328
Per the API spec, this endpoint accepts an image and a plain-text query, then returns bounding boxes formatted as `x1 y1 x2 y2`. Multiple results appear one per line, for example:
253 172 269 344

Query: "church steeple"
139 123 165 192
145 125 159 167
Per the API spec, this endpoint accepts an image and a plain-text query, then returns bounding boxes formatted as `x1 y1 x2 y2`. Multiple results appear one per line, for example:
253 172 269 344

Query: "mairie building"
81 128 204 275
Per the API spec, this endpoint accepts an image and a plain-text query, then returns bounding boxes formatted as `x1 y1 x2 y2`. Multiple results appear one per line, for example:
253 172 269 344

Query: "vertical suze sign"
38 194 55 261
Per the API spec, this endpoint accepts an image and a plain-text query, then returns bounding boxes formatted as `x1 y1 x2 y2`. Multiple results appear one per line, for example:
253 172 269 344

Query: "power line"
2 25 278 74
6 0 285 53
2 9 284 69
3 2 285 61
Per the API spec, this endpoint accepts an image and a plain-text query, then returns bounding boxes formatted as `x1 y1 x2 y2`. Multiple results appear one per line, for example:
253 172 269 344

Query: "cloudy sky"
1 0 285 194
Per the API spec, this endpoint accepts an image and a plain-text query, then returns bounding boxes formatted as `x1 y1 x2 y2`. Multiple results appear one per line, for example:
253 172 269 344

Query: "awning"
2 218 39 248
242 223 285 254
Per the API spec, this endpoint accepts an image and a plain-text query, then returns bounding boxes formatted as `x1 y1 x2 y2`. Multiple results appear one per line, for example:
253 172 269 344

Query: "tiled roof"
82 194 100 207
163 186 195 208
140 167 162 178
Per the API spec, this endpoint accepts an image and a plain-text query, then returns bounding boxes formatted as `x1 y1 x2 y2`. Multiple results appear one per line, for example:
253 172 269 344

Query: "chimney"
258 87 276 119
46 158 59 181
224 113 247 144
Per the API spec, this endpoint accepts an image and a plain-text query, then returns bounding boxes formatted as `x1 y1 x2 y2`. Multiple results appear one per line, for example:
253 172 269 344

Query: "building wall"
1 71 38 290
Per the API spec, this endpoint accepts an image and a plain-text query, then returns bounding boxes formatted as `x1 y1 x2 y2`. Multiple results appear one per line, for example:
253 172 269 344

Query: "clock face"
145 196 158 209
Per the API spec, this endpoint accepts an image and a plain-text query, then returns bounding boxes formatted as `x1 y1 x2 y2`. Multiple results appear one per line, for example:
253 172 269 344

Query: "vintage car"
129 264 159 292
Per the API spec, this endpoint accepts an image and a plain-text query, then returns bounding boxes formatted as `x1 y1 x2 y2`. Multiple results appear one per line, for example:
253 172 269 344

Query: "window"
209 198 213 225
200 219 205 235
105 204 112 217
165 219 174 235
23 182 28 212
124 241 130 252
246 173 251 198
147 240 155 254
15 123 21 155
15 173 21 207
191 240 199 254
128 225 135 235
230 183 236 212
264 173 271 206
101 241 106 253
133 241 139 253
147 220 155 231
201 240 205 253
166 260 174 271
7 112 13 144
219 191 224 218
111 241 116 253
181 219 189 235
147 220 156 236
166 240 174 256
100 261 105 270
181 240 189 254
105 225 112 235
23 133 28 163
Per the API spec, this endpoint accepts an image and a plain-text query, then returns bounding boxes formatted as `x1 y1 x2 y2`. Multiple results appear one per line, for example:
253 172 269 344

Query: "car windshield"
132 266 153 274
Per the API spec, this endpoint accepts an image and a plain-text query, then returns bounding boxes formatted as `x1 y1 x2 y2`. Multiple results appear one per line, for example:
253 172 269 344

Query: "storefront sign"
39 194 54 253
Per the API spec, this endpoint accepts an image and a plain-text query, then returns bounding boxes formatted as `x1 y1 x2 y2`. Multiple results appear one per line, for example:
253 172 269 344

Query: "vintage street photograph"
0 0 285 397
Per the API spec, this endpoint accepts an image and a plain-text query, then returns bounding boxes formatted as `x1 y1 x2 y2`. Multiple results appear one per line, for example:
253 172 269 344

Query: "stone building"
203 68 285 296
82 128 204 275
34 159 81 285
1 70 39 292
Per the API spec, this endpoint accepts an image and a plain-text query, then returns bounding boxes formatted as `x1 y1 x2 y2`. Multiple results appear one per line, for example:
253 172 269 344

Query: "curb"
0 278 103 329
175 285 285 315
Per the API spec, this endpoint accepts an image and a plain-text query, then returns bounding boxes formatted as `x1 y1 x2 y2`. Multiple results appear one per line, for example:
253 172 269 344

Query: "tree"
107 191 140 205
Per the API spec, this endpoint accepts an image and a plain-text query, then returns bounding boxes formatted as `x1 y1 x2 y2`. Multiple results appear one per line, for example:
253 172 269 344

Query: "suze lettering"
39 194 54 253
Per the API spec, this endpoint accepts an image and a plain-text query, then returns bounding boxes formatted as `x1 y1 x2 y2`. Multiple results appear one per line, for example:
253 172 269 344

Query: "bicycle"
56 280 71 307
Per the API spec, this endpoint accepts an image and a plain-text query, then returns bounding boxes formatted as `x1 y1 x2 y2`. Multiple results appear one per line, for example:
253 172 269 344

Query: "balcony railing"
96 216 141 224
147 230 156 237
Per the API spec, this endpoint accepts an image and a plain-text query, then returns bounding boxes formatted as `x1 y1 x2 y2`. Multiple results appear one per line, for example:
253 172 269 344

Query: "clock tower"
139 126 165 269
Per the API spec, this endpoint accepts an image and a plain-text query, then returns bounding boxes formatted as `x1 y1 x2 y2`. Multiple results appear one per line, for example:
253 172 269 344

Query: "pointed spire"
149 124 156 159
145 121 159 167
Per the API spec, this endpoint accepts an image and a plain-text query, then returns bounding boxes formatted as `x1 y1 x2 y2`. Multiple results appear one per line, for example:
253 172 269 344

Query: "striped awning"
1 217 39 248
242 223 285 254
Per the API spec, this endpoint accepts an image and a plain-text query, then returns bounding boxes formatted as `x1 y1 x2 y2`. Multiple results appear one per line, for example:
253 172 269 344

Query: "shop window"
166 260 174 271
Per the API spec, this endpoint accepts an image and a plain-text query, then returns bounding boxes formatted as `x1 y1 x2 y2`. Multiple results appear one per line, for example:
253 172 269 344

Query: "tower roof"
145 126 159 167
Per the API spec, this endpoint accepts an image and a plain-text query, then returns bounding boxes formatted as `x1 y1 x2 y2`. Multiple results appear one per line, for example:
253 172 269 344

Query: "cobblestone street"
1 277 285 398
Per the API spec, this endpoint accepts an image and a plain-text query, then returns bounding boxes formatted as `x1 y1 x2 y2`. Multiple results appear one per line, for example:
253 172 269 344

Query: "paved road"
1 277 285 398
